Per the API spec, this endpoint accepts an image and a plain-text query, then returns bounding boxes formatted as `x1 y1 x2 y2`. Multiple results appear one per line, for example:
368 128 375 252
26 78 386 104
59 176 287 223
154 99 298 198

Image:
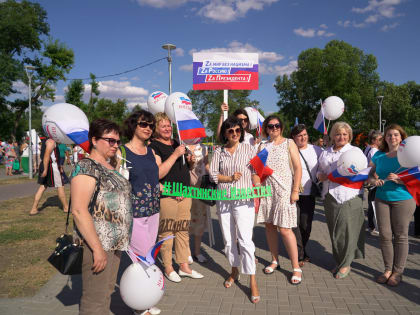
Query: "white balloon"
244 107 259 130
147 91 167 115
337 149 367 176
42 103 89 144
164 92 192 123
322 96 345 121
120 263 165 311
397 136 420 168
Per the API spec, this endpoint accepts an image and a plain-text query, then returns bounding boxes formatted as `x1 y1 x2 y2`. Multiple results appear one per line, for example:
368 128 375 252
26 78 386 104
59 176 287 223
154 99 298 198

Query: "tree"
91 98 128 126
65 79 85 107
187 89 259 138
0 0 74 139
274 40 380 136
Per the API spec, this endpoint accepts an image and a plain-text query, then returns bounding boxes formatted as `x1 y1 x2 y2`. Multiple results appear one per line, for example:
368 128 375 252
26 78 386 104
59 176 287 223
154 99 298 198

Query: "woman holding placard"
367 124 415 286
209 116 260 303
317 122 366 279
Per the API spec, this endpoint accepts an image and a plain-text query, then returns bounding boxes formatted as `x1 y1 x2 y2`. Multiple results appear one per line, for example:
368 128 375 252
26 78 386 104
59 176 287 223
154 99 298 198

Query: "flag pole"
173 103 185 164
223 90 228 121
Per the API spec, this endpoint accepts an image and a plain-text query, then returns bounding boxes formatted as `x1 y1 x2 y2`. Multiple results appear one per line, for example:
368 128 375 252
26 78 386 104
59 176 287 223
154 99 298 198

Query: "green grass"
0 225 49 244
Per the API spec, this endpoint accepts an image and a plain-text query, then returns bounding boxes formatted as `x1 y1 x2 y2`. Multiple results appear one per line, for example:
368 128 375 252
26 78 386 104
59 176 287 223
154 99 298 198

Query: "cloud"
84 80 149 108
179 64 193 72
189 40 284 63
340 0 403 29
294 25 335 38
135 0 279 23
381 22 399 31
54 95 65 102
259 60 297 76
174 47 185 57
12 81 27 94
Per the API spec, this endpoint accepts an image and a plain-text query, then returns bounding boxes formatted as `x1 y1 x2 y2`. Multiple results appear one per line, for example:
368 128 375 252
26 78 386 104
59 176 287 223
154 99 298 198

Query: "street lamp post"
25 65 36 179
377 95 384 132
162 43 176 95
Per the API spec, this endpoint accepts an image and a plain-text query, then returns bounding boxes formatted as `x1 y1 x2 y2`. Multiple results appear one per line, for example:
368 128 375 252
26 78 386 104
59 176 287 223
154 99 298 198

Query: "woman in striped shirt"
209 116 261 304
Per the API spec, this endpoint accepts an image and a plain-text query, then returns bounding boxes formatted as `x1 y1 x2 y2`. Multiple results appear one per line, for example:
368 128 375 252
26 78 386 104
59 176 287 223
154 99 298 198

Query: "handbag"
298 150 322 197
199 174 217 206
47 175 100 275
47 199 83 275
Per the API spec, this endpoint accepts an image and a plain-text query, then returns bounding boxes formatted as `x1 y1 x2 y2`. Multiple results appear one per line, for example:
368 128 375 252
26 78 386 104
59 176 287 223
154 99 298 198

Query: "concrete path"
0 182 39 202
0 200 419 315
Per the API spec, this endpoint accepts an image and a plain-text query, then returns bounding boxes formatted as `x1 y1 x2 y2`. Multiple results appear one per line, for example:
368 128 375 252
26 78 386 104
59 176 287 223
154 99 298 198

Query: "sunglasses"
267 123 281 130
98 137 121 146
238 118 249 123
227 127 241 135
137 121 155 130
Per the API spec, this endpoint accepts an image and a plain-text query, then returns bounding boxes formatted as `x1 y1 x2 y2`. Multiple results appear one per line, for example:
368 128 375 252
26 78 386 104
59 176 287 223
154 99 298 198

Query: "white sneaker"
149 307 161 315
178 269 204 279
164 271 181 283
187 255 194 264
193 254 208 263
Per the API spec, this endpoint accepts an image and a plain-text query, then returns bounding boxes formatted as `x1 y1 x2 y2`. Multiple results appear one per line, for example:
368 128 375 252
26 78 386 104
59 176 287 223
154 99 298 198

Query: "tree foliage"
0 0 74 139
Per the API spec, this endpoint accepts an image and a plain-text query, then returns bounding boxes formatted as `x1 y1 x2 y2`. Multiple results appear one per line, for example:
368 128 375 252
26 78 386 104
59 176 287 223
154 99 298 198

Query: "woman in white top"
317 122 366 279
209 116 260 304
290 124 323 267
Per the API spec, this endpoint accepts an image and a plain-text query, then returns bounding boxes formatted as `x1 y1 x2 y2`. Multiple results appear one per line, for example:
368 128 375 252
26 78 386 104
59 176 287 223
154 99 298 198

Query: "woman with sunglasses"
117 110 161 315
149 112 204 283
209 116 260 303
71 119 132 315
256 115 303 284
216 103 255 146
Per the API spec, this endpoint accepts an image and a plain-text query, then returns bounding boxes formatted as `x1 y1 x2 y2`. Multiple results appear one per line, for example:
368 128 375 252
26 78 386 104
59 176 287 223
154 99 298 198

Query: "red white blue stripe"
135 236 175 267
398 166 420 205
313 108 327 135
328 167 371 189
250 143 273 183
175 109 206 141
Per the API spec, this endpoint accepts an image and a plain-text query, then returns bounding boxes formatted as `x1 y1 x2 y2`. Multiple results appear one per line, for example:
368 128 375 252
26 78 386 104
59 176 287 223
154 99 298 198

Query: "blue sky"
25 0 420 115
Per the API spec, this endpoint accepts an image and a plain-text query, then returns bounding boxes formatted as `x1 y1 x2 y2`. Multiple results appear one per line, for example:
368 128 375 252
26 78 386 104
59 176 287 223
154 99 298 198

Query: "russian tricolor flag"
256 112 264 137
134 236 175 267
328 167 371 189
398 166 420 205
66 130 89 152
313 108 327 135
175 109 206 141
250 143 273 183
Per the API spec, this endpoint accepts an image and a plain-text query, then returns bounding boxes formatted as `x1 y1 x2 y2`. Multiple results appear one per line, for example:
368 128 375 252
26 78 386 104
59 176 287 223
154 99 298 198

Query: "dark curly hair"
88 119 120 151
219 116 244 144
124 109 156 140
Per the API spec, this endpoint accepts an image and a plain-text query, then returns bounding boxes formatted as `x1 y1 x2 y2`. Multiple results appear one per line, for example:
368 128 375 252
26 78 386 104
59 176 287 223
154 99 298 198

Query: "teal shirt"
58 143 69 158
371 151 412 201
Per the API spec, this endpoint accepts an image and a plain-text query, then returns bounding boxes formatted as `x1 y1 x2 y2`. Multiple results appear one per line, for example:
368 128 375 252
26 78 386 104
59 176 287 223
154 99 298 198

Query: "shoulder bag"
287 139 304 194
47 175 100 275
298 149 322 197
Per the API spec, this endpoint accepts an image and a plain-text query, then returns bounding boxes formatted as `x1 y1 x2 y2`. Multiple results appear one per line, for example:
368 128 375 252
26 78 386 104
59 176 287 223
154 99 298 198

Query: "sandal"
290 268 302 285
335 267 351 279
264 261 279 274
251 295 260 304
376 271 392 284
224 273 240 288
387 273 402 287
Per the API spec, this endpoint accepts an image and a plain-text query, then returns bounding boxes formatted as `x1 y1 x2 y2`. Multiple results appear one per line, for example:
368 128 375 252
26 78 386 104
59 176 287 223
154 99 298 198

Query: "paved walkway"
0 199 419 315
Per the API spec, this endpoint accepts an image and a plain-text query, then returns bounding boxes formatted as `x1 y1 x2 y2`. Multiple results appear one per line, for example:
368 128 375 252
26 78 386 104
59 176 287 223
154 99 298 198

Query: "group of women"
68 104 416 315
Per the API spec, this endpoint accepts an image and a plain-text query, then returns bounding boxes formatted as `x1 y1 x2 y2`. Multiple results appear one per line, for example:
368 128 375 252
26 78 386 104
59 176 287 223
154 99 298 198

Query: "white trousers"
217 200 256 275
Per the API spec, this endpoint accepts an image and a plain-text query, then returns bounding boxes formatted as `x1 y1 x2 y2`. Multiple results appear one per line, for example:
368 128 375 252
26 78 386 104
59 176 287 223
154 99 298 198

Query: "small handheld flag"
135 235 175 267
250 143 274 182
175 109 206 142
398 166 420 205
313 108 327 135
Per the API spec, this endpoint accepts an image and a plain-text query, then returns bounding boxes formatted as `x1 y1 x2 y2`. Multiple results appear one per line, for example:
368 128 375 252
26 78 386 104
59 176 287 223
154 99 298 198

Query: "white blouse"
317 143 364 204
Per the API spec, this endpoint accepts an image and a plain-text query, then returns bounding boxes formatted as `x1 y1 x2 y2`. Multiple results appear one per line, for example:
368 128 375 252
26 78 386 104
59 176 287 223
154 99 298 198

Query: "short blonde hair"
153 112 171 138
329 121 353 146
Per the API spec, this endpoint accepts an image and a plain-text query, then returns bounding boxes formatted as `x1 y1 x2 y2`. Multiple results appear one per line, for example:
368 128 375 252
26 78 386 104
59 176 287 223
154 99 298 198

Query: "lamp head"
377 95 384 102
162 43 176 51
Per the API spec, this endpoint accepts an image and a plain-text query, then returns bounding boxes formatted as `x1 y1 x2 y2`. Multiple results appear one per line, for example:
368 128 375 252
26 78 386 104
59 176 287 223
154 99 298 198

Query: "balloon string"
327 120 331 132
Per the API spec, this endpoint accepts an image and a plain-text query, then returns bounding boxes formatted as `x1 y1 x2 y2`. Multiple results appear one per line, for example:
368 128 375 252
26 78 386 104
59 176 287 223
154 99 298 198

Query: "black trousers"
367 188 377 230
414 205 420 236
293 195 316 260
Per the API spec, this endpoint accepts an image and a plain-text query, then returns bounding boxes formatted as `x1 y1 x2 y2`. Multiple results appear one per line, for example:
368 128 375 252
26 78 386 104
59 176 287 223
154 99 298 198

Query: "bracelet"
292 189 299 193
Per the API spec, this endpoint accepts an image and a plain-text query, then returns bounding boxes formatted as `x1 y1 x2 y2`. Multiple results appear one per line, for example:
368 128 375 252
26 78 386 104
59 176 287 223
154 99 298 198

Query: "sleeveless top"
124 145 160 218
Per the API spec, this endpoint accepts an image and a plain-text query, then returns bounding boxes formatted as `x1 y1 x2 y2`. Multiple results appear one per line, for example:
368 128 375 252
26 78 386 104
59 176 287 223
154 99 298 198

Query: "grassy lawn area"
0 187 71 298
0 176 36 186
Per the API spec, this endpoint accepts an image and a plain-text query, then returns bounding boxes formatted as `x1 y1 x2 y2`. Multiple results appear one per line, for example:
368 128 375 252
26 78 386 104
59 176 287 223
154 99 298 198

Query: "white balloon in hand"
337 149 367 176
397 136 420 168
